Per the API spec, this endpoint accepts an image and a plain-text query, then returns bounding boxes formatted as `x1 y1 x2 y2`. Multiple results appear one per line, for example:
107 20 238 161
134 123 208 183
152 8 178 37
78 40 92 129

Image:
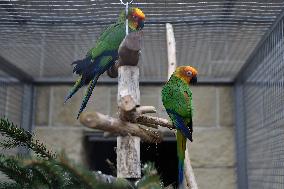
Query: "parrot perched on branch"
161 66 198 188
65 8 145 119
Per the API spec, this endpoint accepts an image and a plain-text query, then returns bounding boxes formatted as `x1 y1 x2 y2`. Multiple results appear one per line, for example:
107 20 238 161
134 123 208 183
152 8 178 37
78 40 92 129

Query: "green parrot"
161 66 198 188
65 8 145 119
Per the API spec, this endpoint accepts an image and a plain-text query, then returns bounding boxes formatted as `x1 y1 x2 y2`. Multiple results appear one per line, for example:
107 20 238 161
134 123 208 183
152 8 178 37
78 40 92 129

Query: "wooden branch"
136 106 156 114
184 144 198 189
166 23 177 79
136 115 174 130
81 109 173 135
140 122 159 129
107 32 142 78
80 111 162 143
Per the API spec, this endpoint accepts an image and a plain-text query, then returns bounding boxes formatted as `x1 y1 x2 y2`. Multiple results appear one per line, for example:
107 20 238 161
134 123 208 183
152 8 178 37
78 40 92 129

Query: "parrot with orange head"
65 7 145 119
161 66 198 188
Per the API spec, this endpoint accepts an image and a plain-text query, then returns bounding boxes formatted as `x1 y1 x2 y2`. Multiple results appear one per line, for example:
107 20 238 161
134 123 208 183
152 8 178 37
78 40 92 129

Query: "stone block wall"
32 84 236 189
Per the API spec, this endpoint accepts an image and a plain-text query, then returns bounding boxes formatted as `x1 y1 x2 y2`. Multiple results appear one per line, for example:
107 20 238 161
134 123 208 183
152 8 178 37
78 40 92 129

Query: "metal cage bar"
0 52 34 155
0 0 283 83
18 84 35 154
234 8 284 189
234 84 248 189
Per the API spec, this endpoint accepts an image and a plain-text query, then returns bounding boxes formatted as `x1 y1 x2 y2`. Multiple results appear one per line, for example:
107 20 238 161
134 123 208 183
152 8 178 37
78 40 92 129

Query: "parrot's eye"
132 15 138 21
186 71 193 77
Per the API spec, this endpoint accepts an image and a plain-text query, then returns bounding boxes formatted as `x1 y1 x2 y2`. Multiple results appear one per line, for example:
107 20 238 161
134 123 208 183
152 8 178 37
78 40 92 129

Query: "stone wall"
33 84 236 189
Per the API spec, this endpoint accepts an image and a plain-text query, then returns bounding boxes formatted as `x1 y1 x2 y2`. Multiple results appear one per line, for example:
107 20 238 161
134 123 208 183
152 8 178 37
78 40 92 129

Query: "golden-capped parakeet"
161 66 198 188
65 8 145 119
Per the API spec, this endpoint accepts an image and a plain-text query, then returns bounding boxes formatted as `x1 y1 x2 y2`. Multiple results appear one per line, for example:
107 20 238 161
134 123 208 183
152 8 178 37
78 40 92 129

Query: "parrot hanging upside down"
161 66 198 188
65 8 145 119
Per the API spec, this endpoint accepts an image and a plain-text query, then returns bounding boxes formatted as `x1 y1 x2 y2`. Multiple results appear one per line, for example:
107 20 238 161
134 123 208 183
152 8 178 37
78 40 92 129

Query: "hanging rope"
120 0 133 35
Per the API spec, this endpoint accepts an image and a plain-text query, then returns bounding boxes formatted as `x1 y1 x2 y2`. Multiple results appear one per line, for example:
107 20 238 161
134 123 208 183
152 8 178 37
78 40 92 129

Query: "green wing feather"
87 23 126 59
162 76 193 117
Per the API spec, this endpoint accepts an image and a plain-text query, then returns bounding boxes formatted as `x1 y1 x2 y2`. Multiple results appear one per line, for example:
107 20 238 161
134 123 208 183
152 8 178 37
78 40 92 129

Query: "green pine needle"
136 162 164 189
0 118 55 159
0 182 22 189
0 155 31 186
58 153 100 189
23 158 68 188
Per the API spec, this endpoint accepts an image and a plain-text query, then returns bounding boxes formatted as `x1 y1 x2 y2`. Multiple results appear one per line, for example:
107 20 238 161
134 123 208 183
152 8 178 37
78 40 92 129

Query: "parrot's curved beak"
137 20 144 30
190 76 197 85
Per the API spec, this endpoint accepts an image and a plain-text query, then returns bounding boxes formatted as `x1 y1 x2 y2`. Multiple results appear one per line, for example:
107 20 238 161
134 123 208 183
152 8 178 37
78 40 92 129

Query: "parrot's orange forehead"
132 8 145 20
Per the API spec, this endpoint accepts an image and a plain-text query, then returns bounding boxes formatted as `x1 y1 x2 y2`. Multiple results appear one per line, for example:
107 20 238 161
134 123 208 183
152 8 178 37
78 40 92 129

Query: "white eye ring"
132 15 138 20
186 71 193 77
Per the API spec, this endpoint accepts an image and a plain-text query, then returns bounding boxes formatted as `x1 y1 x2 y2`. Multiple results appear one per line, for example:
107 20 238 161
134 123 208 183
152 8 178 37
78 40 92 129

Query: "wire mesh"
0 80 24 127
0 0 283 82
235 11 284 189
0 79 24 156
1 0 284 186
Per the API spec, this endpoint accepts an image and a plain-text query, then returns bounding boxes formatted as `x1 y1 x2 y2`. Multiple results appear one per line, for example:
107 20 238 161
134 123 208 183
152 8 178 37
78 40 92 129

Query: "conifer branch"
0 118 55 159
0 182 22 189
0 155 31 186
58 154 102 189
23 158 68 188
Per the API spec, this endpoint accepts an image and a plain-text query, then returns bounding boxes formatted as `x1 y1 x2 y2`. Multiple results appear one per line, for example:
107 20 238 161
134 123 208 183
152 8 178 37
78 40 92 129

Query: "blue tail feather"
77 76 98 119
72 56 96 85
69 50 118 119
178 161 184 185
67 55 103 105
64 77 83 104
166 109 193 141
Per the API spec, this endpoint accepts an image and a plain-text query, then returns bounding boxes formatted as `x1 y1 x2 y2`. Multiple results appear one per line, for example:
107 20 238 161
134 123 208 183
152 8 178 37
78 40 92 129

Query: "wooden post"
166 23 198 189
166 23 177 79
115 32 143 179
117 66 141 178
185 147 198 189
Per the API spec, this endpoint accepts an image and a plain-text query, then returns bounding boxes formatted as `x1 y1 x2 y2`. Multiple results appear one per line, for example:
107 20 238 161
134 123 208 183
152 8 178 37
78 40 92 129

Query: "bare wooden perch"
185 146 198 189
137 115 174 129
80 112 162 143
81 32 174 143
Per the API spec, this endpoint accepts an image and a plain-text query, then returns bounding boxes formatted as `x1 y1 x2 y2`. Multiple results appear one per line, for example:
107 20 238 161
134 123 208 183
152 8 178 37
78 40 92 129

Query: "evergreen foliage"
0 118 54 159
0 118 165 189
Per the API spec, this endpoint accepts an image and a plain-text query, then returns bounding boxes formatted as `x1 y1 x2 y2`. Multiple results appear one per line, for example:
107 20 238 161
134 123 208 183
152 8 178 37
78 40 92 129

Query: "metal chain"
120 0 134 35
119 0 133 5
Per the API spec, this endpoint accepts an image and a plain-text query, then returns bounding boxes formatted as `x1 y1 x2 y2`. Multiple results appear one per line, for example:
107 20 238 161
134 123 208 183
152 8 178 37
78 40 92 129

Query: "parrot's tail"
77 75 99 119
72 56 96 85
65 56 95 103
64 76 83 104
177 129 187 188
